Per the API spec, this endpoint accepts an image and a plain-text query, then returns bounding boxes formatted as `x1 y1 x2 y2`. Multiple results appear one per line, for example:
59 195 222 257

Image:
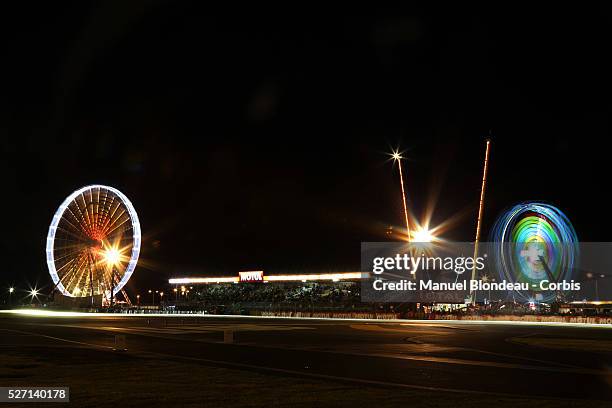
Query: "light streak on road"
2 309 610 328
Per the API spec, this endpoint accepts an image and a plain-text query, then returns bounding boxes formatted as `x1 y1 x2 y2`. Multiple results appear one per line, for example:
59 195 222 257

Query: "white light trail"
393 151 411 241
1 309 610 328
169 272 366 285
470 139 491 304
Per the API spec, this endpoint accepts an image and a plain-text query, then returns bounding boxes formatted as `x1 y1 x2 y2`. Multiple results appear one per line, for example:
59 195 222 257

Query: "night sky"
2 3 612 293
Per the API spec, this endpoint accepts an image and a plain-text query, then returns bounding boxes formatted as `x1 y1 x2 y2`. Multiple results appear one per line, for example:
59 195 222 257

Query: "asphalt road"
1 312 611 402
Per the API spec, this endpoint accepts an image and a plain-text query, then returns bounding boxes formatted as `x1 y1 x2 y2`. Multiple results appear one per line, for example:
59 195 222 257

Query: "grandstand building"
166 271 387 317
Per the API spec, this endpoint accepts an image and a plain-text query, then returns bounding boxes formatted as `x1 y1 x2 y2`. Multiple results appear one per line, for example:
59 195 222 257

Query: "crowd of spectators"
191 282 361 308
169 283 612 319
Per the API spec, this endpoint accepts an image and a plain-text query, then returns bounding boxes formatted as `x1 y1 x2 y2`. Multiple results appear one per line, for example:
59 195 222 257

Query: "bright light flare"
412 227 434 243
103 247 121 266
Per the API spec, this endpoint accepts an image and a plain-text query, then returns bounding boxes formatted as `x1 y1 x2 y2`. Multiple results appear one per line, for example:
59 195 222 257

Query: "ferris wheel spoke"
53 233 89 246
97 191 114 230
55 245 83 261
63 206 90 237
75 194 91 235
57 217 87 237
98 194 118 233
58 253 88 292
55 225 92 244
104 211 130 237
52 238 88 254
64 253 90 293
85 189 98 236
60 268 81 292
79 192 95 237
59 207 84 229
67 201 94 238
102 204 125 236
94 187 105 235
54 256 81 284
83 251 98 295
95 187 101 230
55 255 80 276
94 261 110 294
53 245 89 264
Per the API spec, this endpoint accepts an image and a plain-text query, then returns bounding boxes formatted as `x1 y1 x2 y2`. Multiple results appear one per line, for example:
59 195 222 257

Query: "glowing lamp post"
104 247 121 307
412 228 434 243
29 288 39 305
9 287 14 307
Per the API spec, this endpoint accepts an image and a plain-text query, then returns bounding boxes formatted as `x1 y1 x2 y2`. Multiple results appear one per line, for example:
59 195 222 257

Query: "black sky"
2 3 612 292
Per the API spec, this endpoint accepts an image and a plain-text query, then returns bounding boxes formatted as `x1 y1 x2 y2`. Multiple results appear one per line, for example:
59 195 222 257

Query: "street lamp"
585 272 603 301
149 289 155 305
29 288 40 305
481 274 490 305
8 287 14 307
136 294 140 307
103 247 122 307
104 248 121 265
159 292 164 304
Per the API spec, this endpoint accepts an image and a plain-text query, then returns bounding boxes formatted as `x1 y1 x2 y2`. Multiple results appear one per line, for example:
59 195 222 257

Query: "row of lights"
5 287 40 304
6 285 195 305
7 287 39 296
5 247 122 301
132 288 192 305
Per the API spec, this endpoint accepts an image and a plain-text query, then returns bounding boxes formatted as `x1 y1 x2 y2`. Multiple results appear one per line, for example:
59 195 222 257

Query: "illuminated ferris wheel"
46 185 141 302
